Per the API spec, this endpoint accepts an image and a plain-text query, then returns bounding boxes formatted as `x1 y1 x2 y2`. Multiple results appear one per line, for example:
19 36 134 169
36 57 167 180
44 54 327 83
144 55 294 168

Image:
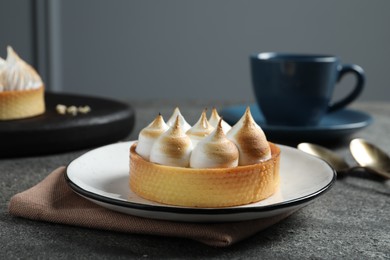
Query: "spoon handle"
340 166 390 179
337 166 365 176
364 167 390 179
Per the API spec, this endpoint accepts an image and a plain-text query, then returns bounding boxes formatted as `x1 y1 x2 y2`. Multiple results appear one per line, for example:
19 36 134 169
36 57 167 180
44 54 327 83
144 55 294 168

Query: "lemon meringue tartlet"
0 46 45 120
129 107 280 208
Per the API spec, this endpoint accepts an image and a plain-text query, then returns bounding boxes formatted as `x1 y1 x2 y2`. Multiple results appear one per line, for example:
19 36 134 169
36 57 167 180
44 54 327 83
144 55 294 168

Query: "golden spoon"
349 138 390 179
297 141 390 179
297 143 354 176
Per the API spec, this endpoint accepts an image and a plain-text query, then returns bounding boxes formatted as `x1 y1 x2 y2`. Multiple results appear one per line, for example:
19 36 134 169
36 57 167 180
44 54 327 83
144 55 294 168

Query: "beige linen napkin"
8 167 295 247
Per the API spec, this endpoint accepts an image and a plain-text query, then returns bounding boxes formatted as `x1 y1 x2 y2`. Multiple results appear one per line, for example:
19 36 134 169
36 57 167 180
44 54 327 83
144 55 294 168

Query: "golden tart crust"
129 142 280 208
0 86 45 120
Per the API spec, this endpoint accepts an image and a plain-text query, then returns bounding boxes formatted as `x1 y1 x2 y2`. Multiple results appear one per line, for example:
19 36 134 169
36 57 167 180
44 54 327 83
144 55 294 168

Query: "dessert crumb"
67 106 78 116
78 105 91 114
56 104 67 115
56 104 91 116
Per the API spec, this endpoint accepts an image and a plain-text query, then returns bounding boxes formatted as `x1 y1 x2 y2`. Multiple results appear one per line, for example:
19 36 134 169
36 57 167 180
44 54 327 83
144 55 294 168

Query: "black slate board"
0 92 135 157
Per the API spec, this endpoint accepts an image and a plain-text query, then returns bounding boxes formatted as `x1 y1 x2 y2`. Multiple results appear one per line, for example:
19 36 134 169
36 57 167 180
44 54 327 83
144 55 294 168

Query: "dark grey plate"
0 92 135 157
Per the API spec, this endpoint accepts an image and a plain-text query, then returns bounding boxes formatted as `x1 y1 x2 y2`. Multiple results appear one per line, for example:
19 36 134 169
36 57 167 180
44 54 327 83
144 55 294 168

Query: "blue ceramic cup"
250 53 365 126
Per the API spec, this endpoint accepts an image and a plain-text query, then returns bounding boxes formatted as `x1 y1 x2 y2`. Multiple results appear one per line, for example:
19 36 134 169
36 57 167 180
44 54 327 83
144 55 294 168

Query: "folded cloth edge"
8 166 296 247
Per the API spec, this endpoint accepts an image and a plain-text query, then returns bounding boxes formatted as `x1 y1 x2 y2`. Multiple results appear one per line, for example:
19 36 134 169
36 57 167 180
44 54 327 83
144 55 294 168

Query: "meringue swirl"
190 119 239 168
208 108 231 134
186 109 214 147
150 115 193 167
136 107 273 168
0 46 43 91
0 58 5 91
136 113 169 160
166 107 191 132
227 107 271 165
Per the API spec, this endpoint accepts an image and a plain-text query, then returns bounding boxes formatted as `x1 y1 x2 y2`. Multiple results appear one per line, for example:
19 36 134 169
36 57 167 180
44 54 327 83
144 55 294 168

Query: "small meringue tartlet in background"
0 46 45 120
129 107 280 208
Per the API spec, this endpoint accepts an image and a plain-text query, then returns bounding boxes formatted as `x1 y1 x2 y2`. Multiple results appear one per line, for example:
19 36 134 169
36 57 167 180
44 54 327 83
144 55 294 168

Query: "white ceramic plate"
65 141 336 222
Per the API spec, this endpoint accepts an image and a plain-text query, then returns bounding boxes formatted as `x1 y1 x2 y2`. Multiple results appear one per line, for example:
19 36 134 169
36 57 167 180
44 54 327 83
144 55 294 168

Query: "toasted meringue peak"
0 58 4 91
208 107 232 134
136 113 169 160
166 107 191 132
186 109 214 147
0 46 43 91
190 119 239 168
150 116 193 167
227 106 271 165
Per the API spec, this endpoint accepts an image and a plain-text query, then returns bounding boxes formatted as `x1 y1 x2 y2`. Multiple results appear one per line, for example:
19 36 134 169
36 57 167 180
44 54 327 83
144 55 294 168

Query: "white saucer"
65 141 336 222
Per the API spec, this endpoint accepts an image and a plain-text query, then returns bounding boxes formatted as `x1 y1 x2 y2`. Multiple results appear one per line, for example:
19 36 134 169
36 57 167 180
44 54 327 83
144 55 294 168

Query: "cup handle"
328 64 365 112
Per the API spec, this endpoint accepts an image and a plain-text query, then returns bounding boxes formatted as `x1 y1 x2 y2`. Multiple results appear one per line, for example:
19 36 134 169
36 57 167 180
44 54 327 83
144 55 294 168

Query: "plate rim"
64 141 337 216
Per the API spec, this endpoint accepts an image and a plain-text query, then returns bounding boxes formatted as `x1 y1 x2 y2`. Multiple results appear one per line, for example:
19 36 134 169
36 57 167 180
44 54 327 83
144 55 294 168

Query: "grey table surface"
1 100 389 259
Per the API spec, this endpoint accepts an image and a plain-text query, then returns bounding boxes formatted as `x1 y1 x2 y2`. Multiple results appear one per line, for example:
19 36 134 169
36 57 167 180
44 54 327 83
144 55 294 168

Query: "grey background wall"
1 0 390 102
